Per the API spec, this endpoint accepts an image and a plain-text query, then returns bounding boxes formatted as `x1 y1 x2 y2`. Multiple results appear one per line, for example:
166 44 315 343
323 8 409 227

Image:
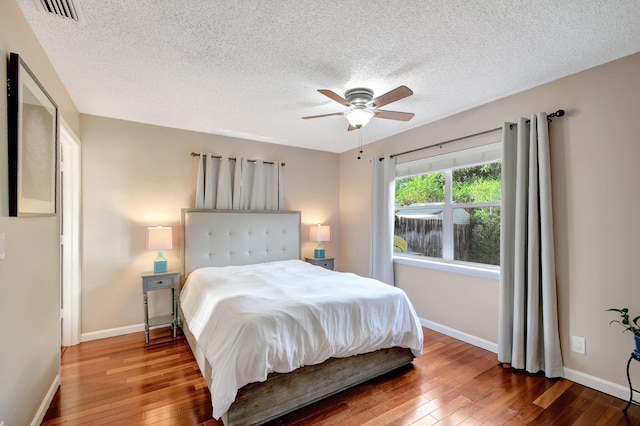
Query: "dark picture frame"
7 52 58 217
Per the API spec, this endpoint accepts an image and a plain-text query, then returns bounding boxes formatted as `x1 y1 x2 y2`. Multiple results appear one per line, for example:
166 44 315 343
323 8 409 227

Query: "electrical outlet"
572 336 586 354
0 232 5 259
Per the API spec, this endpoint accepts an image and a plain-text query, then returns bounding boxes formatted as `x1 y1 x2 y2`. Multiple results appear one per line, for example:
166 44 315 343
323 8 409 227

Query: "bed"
179 209 424 425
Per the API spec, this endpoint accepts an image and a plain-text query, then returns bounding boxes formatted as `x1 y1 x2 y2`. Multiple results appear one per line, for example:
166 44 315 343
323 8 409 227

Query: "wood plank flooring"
42 327 640 425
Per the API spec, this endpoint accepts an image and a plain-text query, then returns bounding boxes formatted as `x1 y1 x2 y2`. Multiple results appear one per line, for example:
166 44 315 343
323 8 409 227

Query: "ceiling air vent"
33 0 83 22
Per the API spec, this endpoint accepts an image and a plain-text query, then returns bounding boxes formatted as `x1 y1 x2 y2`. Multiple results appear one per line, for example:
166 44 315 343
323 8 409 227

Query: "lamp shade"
146 226 173 250
309 224 330 242
345 108 374 128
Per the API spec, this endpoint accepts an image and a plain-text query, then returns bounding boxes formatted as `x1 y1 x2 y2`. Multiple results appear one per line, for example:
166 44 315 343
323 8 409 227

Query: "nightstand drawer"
143 275 177 291
304 257 335 270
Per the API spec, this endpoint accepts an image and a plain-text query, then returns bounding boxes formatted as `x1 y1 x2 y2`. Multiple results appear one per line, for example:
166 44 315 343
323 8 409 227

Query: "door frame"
60 121 81 347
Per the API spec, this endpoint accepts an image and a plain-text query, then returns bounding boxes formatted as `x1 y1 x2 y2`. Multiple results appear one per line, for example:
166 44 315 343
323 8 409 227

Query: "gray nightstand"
304 257 335 270
141 270 180 344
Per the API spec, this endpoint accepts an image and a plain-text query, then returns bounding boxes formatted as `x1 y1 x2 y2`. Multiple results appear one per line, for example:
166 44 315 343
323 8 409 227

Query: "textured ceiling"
15 0 640 153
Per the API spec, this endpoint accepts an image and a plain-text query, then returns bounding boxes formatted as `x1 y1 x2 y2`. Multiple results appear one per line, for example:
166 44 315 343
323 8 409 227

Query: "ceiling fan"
302 85 415 131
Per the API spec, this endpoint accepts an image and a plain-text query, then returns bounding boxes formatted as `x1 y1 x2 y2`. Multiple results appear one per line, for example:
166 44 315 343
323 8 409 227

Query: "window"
394 143 501 268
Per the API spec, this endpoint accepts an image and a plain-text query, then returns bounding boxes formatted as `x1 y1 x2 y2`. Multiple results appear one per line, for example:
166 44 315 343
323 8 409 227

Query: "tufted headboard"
180 209 301 278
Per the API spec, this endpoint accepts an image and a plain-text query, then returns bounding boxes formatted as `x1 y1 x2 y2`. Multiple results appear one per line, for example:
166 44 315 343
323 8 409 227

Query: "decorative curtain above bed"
195 154 282 210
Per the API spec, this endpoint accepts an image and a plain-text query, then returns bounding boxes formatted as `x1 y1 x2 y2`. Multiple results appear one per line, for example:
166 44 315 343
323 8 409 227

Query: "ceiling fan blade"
374 109 415 121
301 112 344 119
368 85 413 108
318 89 352 107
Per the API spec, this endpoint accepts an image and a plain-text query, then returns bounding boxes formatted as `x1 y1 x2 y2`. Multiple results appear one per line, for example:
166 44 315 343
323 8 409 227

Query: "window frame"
393 143 501 278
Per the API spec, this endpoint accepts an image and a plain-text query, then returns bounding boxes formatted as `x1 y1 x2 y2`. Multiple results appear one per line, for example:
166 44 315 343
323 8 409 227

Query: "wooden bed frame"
179 209 415 425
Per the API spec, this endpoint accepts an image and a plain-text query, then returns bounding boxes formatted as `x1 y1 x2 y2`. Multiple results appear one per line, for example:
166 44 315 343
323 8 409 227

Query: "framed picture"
7 52 58 217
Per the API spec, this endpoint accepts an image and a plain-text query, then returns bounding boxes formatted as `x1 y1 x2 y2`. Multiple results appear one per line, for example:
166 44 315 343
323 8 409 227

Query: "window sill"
393 256 500 280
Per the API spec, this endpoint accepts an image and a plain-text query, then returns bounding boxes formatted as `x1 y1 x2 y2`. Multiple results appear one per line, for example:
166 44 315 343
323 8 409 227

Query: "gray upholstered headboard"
180 209 301 277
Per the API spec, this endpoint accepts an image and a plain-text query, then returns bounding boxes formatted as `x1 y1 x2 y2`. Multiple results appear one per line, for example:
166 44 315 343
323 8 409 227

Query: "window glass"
453 207 501 265
452 163 501 203
394 211 443 258
395 173 445 206
395 172 445 258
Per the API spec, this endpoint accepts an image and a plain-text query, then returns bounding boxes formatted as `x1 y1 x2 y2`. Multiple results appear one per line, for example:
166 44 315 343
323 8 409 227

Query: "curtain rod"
385 109 565 160
190 152 285 167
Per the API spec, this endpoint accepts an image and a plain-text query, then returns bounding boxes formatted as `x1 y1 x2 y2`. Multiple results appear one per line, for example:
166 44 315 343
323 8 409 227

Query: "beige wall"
0 1 80 425
396 266 499 342
339 52 640 390
80 115 340 333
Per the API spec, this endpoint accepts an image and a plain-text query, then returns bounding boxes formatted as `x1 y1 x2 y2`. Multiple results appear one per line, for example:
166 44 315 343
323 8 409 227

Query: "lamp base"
154 259 168 274
314 248 325 259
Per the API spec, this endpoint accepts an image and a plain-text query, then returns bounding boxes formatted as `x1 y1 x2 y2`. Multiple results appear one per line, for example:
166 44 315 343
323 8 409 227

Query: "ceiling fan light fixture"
345 108 374 128
302 85 413 131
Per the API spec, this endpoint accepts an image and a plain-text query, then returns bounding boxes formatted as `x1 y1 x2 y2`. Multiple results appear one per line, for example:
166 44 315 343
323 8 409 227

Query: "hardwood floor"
43 327 640 425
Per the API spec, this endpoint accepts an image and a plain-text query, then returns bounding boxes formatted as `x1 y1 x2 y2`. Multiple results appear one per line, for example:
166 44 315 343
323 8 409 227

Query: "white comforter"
180 259 424 419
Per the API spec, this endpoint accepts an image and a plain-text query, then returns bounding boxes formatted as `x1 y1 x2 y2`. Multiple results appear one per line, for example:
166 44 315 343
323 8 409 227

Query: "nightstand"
304 257 335 270
141 270 180 344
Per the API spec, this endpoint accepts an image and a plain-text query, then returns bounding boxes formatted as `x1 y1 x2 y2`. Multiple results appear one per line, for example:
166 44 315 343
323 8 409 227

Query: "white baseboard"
31 374 60 426
81 323 145 342
420 318 498 353
563 367 630 401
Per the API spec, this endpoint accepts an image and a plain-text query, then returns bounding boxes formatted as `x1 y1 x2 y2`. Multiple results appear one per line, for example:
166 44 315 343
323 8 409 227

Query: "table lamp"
309 224 330 259
146 226 172 273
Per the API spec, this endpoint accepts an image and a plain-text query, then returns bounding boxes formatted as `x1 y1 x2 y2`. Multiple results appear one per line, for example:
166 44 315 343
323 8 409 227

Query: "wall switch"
572 335 586 354
0 233 5 259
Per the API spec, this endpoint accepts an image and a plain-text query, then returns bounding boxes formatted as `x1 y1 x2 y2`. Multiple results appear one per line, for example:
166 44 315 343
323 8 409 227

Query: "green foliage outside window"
467 207 501 265
452 163 501 203
396 164 501 206
395 172 444 206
